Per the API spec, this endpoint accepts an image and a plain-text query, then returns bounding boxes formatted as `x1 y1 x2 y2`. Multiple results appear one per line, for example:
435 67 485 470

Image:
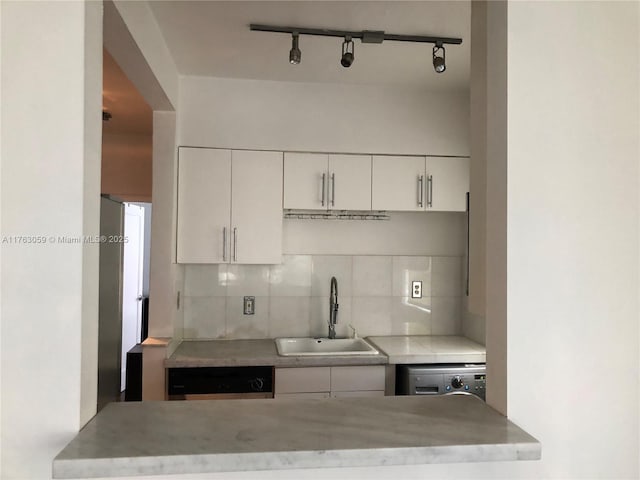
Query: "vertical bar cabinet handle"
222 227 227 262
233 227 238 262
321 173 326 206
427 175 433 208
331 173 336 207
418 175 424 207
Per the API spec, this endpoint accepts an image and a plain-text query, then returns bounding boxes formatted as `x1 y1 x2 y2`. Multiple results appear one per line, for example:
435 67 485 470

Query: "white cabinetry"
329 154 371 210
426 156 469 212
177 148 231 264
283 153 328 210
284 153 371 210
371 155 469 212
177 147 283 264
230 150 283 264
274 365 385 398
273 367 330 399
372 155 426 211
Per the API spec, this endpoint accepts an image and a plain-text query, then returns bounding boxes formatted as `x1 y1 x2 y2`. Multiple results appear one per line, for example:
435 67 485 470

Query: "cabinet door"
330 366 386 392
328 154 372 210
371 156 426 211
274 367 331 394
426 157 470 212
231 150 283 264
283 152 329 210
177 148 231 263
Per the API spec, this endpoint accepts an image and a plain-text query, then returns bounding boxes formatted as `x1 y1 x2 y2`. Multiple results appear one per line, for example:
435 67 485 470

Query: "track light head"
432 43 446 73
341 52 354 68
341 36 355 68
289 33 301 65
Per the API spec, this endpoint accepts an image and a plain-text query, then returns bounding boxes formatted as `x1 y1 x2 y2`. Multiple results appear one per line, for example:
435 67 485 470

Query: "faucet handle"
348 324 357 339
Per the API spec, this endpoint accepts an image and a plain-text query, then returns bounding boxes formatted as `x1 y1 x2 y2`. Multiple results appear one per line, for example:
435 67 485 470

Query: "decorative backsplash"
182 255 464 340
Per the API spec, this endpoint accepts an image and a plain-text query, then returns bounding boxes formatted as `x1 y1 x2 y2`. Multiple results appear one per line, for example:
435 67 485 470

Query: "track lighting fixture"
341 36 354 68
250 24 462 74
432 43 446 74
289 32 301 65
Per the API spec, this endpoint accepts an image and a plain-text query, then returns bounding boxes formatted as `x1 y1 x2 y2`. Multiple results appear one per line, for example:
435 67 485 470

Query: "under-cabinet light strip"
284 210 390 221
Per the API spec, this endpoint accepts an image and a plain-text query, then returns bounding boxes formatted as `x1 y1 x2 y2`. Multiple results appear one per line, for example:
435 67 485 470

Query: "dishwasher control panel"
168 366 274 400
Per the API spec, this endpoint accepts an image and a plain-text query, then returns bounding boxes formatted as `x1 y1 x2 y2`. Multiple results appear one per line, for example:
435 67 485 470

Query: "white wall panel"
505 1 639 477
149 112 181 338
0 1 101 477
179 76 469 157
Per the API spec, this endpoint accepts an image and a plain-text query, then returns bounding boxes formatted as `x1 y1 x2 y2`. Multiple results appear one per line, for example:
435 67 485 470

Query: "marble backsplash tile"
182 254 464 340
352 256 393 297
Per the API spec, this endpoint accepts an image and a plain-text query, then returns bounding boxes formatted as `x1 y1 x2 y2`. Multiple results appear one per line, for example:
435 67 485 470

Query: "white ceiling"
149 1 471 91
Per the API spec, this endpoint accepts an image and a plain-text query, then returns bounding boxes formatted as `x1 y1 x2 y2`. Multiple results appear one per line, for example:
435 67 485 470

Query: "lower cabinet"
274 366 386 398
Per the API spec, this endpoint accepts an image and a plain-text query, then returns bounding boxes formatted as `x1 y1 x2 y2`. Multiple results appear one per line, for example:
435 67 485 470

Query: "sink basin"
275 337 379 356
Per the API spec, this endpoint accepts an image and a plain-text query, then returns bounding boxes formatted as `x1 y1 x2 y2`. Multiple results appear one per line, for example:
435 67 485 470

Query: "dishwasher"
167 366 273 400
396 364 486 401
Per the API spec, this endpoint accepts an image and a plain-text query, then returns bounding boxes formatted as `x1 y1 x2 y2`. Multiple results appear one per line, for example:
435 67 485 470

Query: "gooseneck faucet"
329 276 339 339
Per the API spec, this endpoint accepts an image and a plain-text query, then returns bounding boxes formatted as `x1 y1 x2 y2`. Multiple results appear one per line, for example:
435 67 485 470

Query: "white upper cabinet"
178 148 467 265
372 155 426 211
177 147 283 264
371 155 469 212
426 157 469 212
231 150 283 264
283 153 372 210
329 154 372 210
177 148 231 264
283 153 329 210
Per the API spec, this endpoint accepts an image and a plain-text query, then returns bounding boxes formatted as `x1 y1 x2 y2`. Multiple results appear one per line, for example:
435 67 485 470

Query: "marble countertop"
367 335 486 364
53 395 540 478
165 339 388 368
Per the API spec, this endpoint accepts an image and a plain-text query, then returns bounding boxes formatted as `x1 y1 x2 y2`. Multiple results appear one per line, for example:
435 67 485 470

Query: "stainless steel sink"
275 337 379 356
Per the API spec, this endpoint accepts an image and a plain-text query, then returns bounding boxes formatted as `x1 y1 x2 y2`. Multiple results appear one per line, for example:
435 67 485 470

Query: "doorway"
121 203 146 390
97 46 153 410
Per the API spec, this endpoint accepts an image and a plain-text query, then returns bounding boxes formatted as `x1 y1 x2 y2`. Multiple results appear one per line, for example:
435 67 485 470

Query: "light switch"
411 281 422 299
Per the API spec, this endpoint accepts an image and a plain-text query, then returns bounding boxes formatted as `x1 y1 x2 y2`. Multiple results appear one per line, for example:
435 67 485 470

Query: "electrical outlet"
243 296 255 315
411 281 422 299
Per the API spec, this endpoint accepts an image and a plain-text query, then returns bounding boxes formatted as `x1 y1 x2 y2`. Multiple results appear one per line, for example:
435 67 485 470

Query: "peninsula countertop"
164 338 388 368
53 395 540 478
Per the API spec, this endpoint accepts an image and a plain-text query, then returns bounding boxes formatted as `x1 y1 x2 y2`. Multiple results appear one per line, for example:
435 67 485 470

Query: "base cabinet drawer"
331 390 385 398
331 366 386 392
274 367 331 394
274 366 386 397
275 392 331 400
